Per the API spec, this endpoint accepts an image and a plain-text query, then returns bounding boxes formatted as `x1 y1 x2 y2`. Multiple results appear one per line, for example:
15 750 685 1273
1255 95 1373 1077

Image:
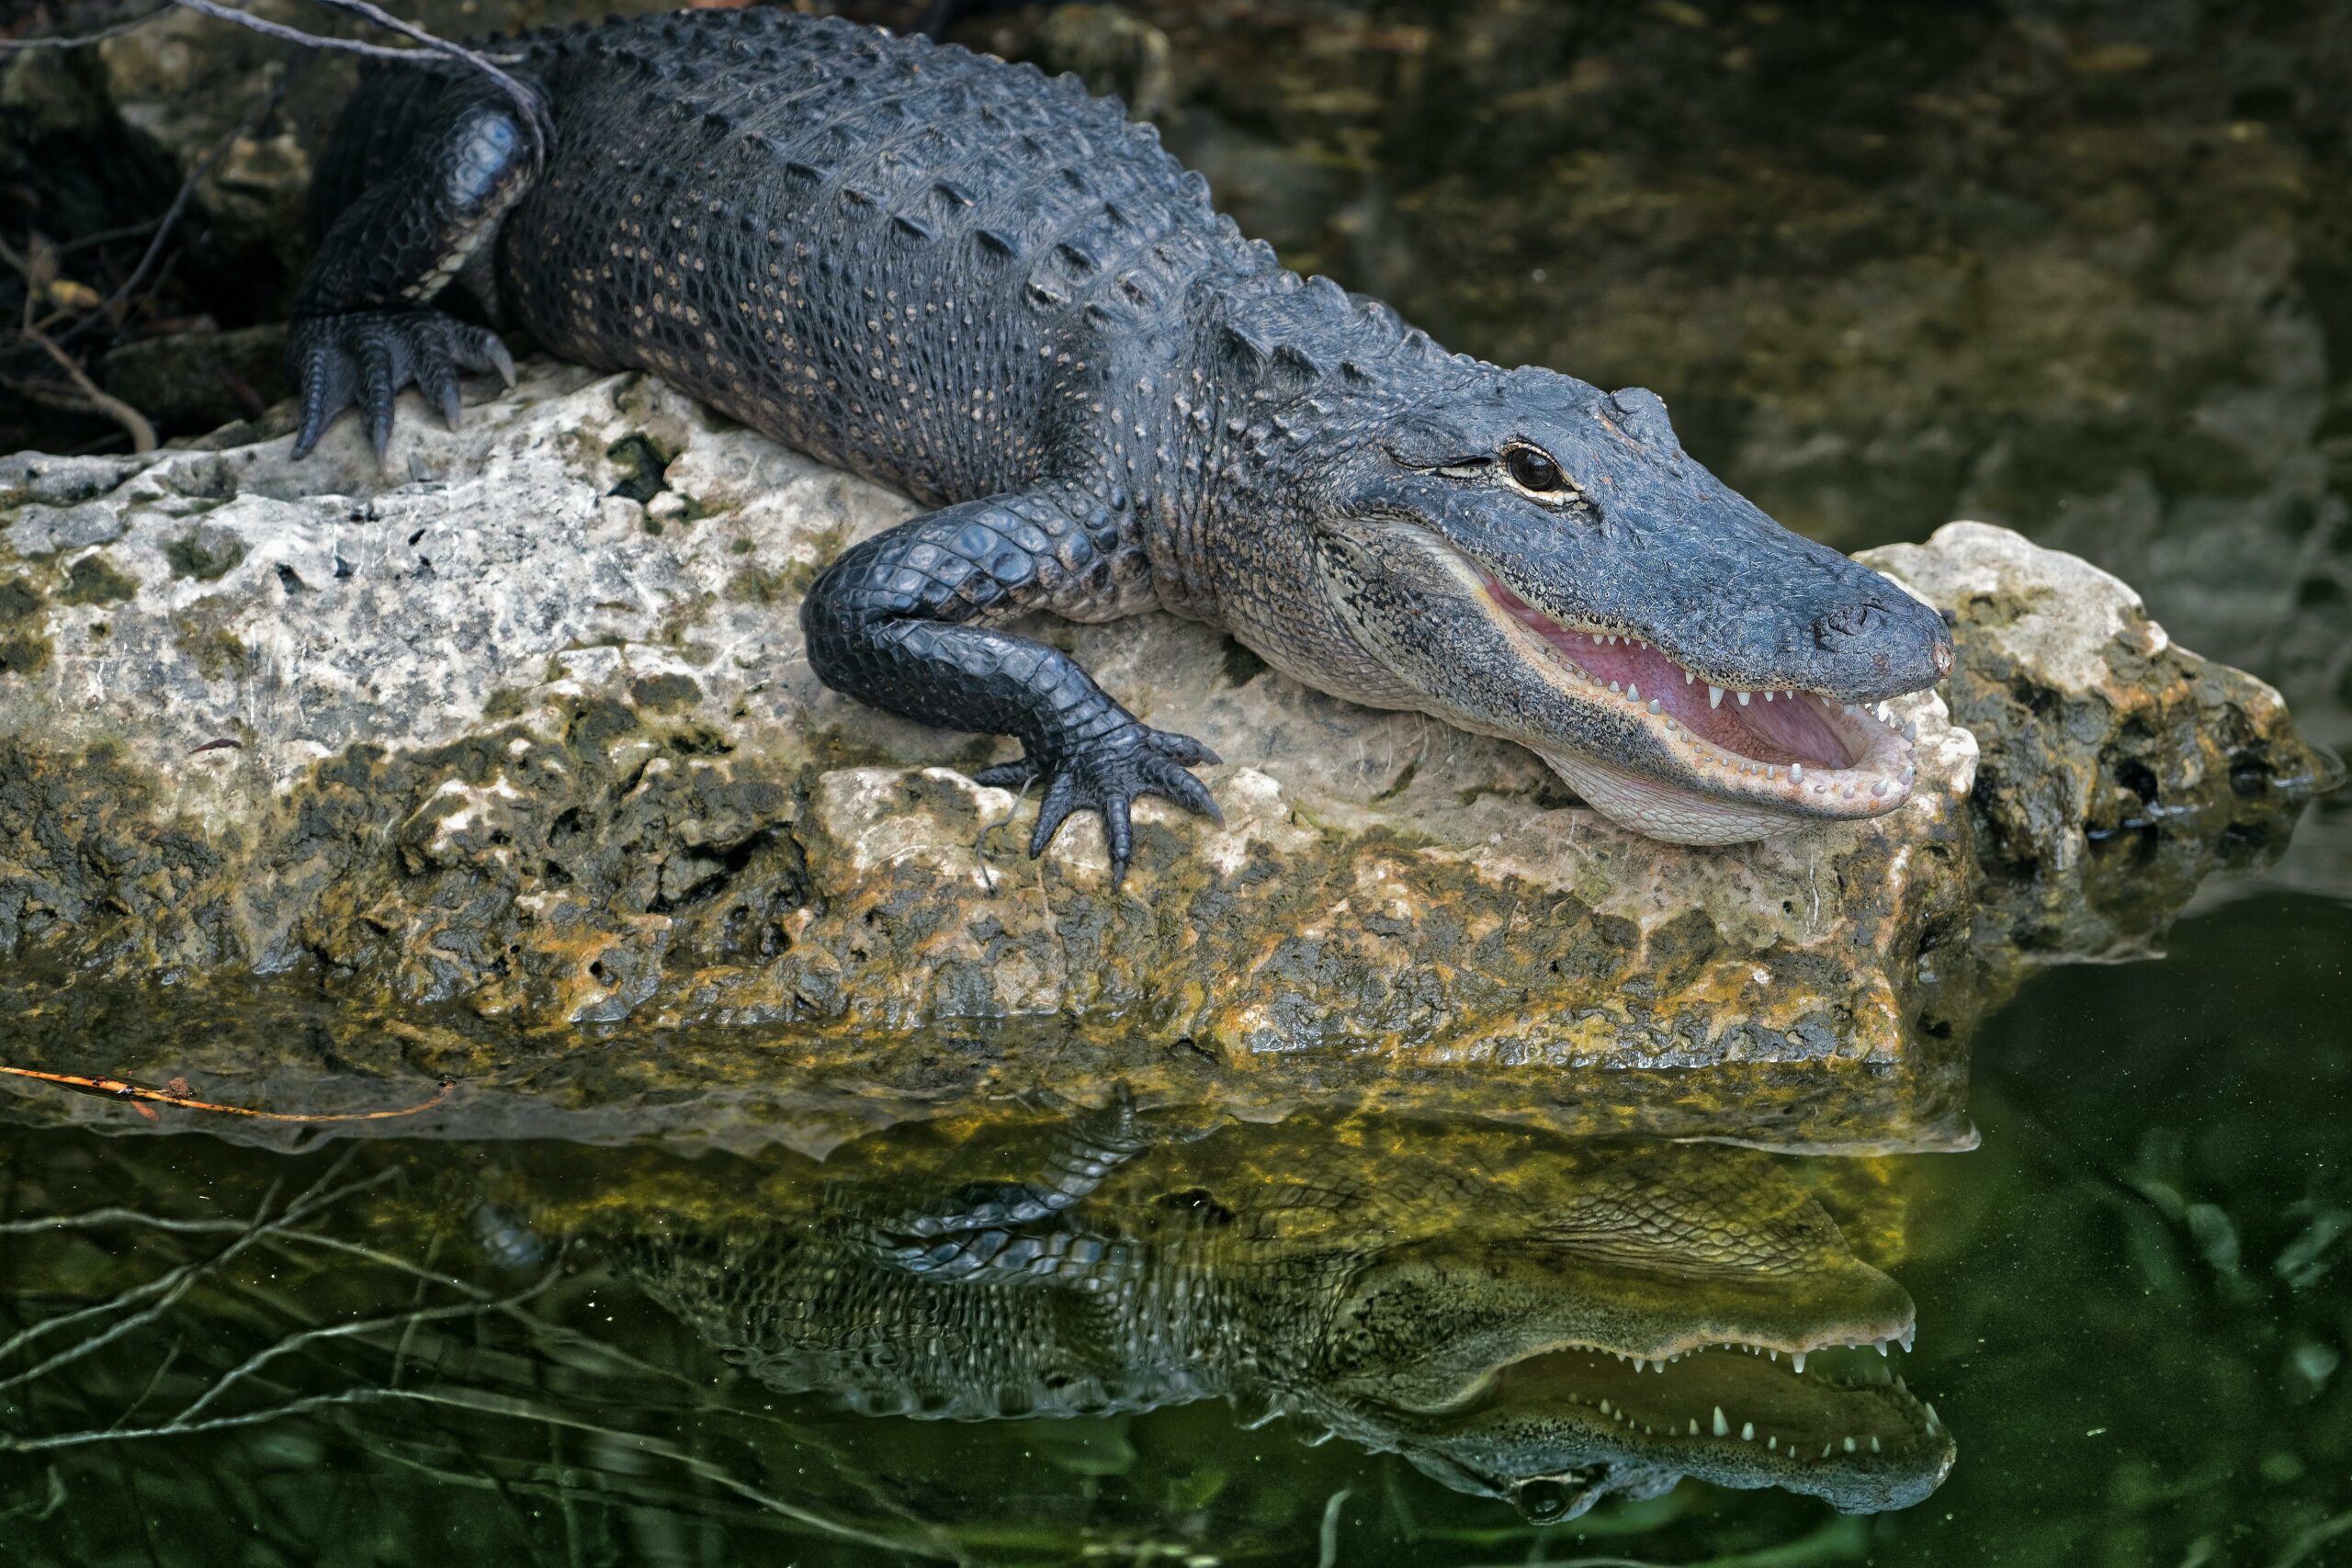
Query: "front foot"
974 725 1223 886
286 310 515 460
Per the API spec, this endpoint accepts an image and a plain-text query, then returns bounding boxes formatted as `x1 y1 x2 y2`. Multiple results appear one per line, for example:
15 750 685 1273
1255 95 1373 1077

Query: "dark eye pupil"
1509 448 1563 492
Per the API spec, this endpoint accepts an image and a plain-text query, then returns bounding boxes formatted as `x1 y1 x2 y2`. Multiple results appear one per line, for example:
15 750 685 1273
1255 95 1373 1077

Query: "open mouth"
1475 1337 1949 1472
1479 575 1924 809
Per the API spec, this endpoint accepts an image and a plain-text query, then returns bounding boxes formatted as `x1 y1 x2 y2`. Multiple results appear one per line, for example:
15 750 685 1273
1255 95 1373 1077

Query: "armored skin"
289 8 1954 881
605 1108 1955 1522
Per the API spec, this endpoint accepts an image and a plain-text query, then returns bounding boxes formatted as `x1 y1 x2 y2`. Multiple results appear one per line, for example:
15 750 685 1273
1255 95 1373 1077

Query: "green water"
6 0 2352 1563
2 888 2346 1565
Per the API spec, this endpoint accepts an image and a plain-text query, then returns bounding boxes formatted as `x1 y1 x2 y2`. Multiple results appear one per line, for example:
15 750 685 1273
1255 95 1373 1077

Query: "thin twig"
0 1161 390 1388
171 1262 562 1425
54 85 280 348
19 324 154 450
0 7 171 50
0 1065 454 1122
10 1384 968 1561
0 1179 285 1367
0 1208 250 1236
164 0 548 162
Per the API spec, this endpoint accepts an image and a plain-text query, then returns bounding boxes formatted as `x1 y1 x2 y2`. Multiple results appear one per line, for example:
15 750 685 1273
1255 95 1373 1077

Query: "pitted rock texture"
1863 523 2344 977
0 365 2330 1149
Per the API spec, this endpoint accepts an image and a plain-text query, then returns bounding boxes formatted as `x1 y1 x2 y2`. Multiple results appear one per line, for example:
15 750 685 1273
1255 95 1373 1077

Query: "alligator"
288 8 1954 879
601 1107 1956 1523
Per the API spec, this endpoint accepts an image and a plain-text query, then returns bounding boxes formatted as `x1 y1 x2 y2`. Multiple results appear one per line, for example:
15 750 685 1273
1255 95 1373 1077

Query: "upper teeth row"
1607 1331 1916 1372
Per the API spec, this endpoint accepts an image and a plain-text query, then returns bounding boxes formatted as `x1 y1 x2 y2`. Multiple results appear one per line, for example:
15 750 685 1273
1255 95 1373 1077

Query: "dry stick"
164 0 547 158
19 324 154 450
52 85 280 349
12 1383 971 1561
171 1263 564 1426
0 1066 454 1122
0 1161 390 1389
0 1176 288 1366
0 7 171 50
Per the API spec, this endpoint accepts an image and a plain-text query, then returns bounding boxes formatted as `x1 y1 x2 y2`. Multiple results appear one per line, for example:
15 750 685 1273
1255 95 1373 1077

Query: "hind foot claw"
285 310 514 460
974 723 1222 887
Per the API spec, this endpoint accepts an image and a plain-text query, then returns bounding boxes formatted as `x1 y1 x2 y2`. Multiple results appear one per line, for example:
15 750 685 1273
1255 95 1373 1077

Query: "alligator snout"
1807 590 1952 696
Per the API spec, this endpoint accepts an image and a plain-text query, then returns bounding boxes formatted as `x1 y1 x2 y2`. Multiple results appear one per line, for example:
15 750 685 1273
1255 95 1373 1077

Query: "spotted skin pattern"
289 8 1954 876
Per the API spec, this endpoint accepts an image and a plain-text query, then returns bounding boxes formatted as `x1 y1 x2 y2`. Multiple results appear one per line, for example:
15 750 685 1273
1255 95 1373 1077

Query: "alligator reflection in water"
605 1102 1956 1524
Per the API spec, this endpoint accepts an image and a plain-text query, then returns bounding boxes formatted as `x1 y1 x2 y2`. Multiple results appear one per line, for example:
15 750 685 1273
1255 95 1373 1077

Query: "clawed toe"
986 723 1223 886
286 310 514 460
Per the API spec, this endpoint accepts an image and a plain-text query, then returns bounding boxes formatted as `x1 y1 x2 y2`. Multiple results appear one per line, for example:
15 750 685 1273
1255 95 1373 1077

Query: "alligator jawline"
1463 1340 1947 1465
1476 572 1926 806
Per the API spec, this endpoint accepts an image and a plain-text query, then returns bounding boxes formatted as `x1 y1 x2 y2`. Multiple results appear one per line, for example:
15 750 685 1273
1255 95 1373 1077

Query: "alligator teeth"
1792 1352 1806 1373
1843 1436 1859 1453
1871 1436 1883 1453
1788 762 1803 783
1708 685 1724 708
1626 681 1639 701
1872 779 1890 796
1609 681 1621 694
1684 670 1695 683
1903 720 1917 741
1877 1341 1889 1357
1688 1417 1699 1436
1712 1406 1730 1438
1740 1422 1755 1441
1633 1359 1645 1373
1925 1403 1941 1431
1592 633 1604 645
1762 690 1774 701
1736 691 1750 705
1768 1435 1778 1450
1900 1326 1916 1352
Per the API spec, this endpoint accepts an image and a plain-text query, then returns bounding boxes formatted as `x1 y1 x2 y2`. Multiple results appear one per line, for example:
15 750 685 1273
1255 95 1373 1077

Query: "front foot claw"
978 725 1223 887
286 310 515 460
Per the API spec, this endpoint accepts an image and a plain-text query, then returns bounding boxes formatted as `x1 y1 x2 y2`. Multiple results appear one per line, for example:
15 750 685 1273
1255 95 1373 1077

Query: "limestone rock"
0 363 2331 1151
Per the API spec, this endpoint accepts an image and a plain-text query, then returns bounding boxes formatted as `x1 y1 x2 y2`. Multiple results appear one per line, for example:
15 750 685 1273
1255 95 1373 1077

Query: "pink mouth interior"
1485 579 1857 771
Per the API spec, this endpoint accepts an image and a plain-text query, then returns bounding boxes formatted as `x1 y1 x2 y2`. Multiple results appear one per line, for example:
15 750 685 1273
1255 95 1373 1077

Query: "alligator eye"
1503 445 1568 495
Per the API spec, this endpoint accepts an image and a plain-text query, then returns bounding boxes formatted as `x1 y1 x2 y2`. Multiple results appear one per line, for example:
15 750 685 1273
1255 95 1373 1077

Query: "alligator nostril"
1815 602 1882 645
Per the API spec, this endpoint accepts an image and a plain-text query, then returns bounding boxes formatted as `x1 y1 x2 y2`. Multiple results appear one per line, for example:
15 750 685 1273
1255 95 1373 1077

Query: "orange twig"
0 1066 455 1122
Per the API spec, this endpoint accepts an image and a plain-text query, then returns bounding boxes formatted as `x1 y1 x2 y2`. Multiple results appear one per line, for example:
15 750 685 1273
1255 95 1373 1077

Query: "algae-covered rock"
0 363 2332 1151
1862 524 2343 969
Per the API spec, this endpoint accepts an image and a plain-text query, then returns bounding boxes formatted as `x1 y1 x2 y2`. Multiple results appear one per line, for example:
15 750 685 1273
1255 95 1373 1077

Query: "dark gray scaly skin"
289 8 1957 879
605 1110 1955 1522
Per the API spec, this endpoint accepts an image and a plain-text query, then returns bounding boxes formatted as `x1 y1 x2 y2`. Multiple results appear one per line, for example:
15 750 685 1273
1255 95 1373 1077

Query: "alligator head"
1266 1145 1954 1517
1310 363 1953 843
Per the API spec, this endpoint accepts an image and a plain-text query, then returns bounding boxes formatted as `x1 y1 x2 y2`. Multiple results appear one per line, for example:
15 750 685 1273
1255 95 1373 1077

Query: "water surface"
5 2 2351 1563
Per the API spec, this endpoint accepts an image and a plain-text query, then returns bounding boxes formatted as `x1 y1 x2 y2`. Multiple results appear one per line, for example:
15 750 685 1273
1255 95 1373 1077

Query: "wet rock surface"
0 365 2331 1151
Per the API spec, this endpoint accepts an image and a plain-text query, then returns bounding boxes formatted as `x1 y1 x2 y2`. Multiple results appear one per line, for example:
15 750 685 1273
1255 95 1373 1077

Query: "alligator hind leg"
287 73 544 458
801 487 1222 886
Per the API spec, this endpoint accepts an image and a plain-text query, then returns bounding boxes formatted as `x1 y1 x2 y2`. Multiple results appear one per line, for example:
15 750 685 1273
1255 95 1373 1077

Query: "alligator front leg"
286 74 542 458
800 488 1222 886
